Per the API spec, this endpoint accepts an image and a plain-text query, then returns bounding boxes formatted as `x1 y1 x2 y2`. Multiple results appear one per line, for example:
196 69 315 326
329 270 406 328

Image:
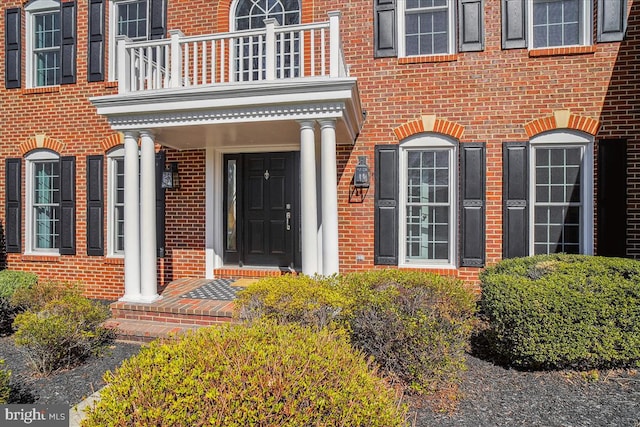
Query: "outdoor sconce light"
353 156 370 188
162 162 180 189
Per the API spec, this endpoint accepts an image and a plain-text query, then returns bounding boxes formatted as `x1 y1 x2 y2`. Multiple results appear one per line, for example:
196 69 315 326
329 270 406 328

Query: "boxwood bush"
480 254 640 370
82 321 407 427
0 271 37 335
235 270 477 394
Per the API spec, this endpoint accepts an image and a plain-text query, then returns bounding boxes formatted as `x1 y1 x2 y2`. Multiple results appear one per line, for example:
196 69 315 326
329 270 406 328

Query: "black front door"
223 152 299 268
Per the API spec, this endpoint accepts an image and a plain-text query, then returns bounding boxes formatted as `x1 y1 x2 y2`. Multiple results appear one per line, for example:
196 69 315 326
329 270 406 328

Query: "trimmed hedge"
82 321 407 427
480 254 640 370
0 271 38 335
235 270 477 394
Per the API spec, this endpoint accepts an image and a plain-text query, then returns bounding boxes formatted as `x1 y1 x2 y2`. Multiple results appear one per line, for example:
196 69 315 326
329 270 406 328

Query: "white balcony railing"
116 11 348 94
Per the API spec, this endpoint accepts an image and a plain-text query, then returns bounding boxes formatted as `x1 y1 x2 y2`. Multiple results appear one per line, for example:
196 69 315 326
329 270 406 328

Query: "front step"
104 318 205 342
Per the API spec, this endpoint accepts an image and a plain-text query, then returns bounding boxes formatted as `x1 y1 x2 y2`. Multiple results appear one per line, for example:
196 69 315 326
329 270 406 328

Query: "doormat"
181 278 241 301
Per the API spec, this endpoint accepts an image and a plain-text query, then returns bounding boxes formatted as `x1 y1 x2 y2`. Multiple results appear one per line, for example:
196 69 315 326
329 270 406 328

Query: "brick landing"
105 278 250 342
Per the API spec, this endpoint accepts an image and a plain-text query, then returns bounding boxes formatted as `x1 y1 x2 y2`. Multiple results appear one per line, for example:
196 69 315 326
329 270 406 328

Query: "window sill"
528 45 596 57
104 257 125 265
21 254 60 262
398 54 458 65
399 262 457 270
21 85 61 95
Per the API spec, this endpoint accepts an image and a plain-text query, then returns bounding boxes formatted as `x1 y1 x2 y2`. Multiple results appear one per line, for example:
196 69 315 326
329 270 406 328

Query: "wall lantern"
353 156 370 188
162 162 180 189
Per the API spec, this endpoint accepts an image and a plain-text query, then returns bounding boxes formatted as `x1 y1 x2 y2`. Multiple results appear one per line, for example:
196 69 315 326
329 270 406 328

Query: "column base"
119 294 163 304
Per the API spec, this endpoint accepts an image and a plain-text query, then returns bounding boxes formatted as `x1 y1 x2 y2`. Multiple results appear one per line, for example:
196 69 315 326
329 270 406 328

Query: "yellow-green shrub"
0 360 10 404
11 280 80 312
13 293 113 375
82 321 407 427
0 271 37 335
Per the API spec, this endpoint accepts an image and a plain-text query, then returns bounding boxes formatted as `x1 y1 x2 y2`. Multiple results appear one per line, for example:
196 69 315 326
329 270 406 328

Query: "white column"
315 135 323 274
319 119 339 275
299 121 318 275
139 130 159 302
121 131 141 302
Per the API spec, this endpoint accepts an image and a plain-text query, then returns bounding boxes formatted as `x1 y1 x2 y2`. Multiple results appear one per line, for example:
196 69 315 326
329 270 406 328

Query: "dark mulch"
1 335 639 426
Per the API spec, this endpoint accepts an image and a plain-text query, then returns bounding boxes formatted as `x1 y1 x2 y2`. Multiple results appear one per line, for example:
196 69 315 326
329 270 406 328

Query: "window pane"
226 160 238 251
113 158 125 253
33 161 60 250
532 0 582 48
117 0 148 39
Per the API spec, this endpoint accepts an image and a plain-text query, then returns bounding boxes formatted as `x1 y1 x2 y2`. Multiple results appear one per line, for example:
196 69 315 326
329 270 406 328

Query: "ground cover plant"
0 359 10 404
235 270 477 395
480 254 640 370
82 320 407 427
0 270 38 335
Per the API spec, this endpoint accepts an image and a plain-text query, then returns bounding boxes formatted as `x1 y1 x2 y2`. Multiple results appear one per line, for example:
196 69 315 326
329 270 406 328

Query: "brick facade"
1 0 638 299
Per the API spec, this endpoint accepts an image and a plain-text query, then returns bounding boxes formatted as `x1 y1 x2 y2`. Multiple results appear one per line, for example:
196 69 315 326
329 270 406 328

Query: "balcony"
92 11 362 150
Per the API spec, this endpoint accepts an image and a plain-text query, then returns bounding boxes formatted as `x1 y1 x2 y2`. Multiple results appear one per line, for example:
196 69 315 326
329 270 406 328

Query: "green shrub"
0 271 37 335
339 270 477 394
82 321 407 427
234 270 477 395
11 280 79 312
0 360 10 404
480 254 640 370
13 293 113 375
234 274 350 329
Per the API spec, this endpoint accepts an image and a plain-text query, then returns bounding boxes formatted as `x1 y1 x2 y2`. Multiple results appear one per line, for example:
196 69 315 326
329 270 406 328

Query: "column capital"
122 130 139 140
318 118 337 129
298 120 316 130
138 129 155 139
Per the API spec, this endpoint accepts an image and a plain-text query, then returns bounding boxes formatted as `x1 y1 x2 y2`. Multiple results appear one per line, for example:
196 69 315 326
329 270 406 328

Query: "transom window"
231 0 301 81
529 131 593 255
26 0 61 87
530 0 590 48
399 135 457 267
107 149 126 256
398 0 455 57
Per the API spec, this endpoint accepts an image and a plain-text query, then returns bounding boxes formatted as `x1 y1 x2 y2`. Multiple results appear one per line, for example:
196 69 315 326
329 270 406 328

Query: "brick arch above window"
20 134 65 155
101 133 124 153
525 110 600 138
393 115 465 141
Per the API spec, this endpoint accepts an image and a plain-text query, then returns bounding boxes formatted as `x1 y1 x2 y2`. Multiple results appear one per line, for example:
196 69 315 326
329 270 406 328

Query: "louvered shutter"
597 0 626 42
459 0 484 52
374 145 399 265
86 156 104 256
5 159 22 253
150 0 167 40
460 143 485 266
5 8 21 89
59 157 76 255
503 143 528 258
374 0 397 58
60 1 76 84
88 0 105 82
501 0 526 49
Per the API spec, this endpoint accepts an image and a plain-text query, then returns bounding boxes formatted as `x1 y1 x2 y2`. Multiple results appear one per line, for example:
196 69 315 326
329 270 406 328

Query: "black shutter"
86 156 104 256
5 8 21 89
459 0 484 52
501 0 526 49
374 145 398 265
374 0 397 58
88 0 105 82
597 0 626 42
5 159 21 253
155 151 166 258
149 0 167 40
460 143 485 267
597 139 627 257
59 156 76 255
60 1 76 84
503 143 528 258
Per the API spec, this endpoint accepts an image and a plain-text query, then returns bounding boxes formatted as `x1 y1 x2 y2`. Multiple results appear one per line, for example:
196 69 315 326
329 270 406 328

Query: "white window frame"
527 0 592 49
108 0 150 81
529 130 594 255
25 149 61 255
399 134 457 268
25 0 61 88
107 147 126 257
397 0 456 57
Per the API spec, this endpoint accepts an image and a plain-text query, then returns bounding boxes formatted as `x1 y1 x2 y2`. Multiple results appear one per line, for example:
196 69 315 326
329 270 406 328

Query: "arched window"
231 0 301 81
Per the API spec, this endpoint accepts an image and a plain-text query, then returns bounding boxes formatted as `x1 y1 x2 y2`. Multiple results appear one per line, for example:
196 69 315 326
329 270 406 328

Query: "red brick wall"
1 0 638 298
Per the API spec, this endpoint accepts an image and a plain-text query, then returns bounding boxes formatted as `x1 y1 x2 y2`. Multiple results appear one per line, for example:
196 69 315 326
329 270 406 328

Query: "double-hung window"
398 0 455 57
26 0 61 87
26 151 60 253
107 148 126 256
399 135 457 267
530 0 591 48
530 131 593 255
109 0 150 80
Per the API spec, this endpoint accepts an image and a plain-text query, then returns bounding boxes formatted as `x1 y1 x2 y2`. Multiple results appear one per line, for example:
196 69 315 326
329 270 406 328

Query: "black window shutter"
374 145 398 265
5 159 22 253
460 143 485 267
86 155 104 256
597 0 626 42
59 156 76 255
5 8 21 89
501 0 526 49
87 0 105 82
60 1 76 84
374 0 397 58
150 0 167 40
155 151 166 258
458 0 484 52
503 143 528 258
597 139 627 257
